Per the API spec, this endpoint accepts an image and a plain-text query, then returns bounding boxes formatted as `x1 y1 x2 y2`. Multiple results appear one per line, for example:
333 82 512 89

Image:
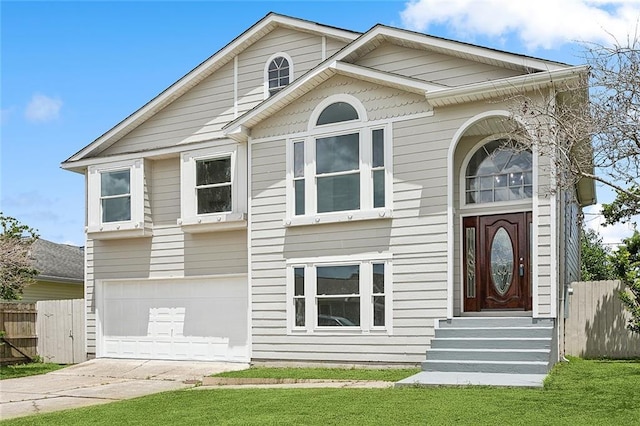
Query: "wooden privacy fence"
565 280 640 358
1 299 86 365
0 302 37 365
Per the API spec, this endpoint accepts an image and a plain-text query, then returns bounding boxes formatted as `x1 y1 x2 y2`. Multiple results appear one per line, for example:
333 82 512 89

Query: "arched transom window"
267 56 290 96
316 101 359 125
465 139 532 204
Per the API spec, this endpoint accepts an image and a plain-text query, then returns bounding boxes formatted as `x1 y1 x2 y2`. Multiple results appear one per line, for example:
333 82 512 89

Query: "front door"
463 212 532 312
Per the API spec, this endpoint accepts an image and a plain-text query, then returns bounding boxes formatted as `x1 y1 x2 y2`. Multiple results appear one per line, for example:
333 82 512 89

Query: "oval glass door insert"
490 227 514 296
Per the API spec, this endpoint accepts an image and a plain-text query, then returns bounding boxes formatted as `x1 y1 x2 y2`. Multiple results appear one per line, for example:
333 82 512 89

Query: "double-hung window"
87 159 147 238
179 145 247 232
287 256 392 333
286 96 392 226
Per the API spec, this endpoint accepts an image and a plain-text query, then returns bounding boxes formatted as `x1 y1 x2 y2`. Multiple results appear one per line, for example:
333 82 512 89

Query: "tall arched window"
267 56 290 96
465 139 532 204
287 95 390 224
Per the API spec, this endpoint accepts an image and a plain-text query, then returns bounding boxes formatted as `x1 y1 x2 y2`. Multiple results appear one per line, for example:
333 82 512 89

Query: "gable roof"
61 13 359 168
31 239 84 284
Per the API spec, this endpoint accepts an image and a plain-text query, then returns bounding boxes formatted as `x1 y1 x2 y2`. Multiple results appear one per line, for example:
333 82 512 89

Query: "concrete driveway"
0 359 249 420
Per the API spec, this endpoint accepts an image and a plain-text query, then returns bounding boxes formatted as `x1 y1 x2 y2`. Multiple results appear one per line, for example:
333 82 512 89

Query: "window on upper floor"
265 53 293 97
286 95 392 226
288 257 392 333
464 139 533 205
179 145 247 232
87 159 146 237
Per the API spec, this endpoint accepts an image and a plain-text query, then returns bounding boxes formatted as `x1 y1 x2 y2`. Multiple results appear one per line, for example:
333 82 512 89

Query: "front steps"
397 317 554 387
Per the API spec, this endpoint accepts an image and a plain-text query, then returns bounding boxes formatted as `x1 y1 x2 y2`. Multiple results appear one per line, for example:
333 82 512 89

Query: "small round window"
465 139 532 204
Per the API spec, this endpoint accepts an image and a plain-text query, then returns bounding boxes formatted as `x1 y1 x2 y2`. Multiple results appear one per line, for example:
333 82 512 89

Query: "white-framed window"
179 144 247 232
87 159 146 237
462 137 533 207
286 254 392 334
264 52 294 98
285 94 392 226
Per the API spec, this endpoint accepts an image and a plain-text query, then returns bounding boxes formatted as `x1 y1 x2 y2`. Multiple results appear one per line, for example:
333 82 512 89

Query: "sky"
1 0 639 247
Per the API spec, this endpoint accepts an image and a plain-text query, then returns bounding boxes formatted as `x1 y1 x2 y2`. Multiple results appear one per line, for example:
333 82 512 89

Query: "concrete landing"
395 371 546 388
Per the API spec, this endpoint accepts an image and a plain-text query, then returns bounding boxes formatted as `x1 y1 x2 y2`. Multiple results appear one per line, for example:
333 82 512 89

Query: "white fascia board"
63 14 359 165
425 66 588 107
330 61 445 94
224 61 440 135
334 25 570 72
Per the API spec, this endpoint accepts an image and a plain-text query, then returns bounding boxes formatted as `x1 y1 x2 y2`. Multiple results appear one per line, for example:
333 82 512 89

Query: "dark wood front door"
463 212 532 311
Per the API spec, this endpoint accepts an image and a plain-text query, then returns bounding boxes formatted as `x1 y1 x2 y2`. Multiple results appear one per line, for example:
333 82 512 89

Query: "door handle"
519 258 525 277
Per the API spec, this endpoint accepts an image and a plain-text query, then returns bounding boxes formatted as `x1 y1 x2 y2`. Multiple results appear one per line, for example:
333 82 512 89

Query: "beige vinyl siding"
251 75 431 140
101 62 236 156
20 281 84 303
237 27 324 113
326 36 349 57
250 96 449 363
354 42 522 87
150 157 180 226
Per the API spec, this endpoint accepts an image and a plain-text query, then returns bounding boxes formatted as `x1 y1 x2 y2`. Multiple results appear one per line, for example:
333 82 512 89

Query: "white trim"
532 143 540 317
307 93 367 131
263 52 295 99
233 55 238 119
285 254 393 335
247 135 254 360
178 144 248 232
86 158 148 238
332 25 570 73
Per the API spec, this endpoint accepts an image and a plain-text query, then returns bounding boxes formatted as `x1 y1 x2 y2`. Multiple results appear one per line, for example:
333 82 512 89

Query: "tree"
507 35 639 224
0 213 39 300
580 227 615 281
610 231 640 334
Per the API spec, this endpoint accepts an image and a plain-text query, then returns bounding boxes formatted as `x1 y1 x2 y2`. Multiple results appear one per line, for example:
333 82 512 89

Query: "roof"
61 13 359 169
61 12 586 167
31 239 84 284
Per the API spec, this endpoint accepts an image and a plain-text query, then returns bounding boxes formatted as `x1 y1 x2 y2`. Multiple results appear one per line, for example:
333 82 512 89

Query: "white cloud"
583 204 638 246
24 93 62 123
400 0 640 50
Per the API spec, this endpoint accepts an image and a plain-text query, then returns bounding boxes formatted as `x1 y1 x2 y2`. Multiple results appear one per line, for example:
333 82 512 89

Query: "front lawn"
0 362 65 380
212 366 420 382
3 358 638 425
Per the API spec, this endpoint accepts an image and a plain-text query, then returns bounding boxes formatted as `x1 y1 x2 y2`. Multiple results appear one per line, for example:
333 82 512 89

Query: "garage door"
100 276 248 362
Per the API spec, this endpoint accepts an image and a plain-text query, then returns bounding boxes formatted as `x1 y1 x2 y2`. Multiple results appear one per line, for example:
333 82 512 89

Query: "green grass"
2 358 639 425
0 362 65 380
212 366 420 382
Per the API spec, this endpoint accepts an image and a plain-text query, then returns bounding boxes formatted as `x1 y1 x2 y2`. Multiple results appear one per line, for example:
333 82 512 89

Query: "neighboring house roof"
31 239 84 284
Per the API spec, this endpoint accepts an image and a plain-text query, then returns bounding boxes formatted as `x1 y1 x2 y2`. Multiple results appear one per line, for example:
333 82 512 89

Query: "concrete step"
426 348 550 362
438 317 554 328
431 337 551 350
421 359 549 375
396 371 546 388
435 327 553 339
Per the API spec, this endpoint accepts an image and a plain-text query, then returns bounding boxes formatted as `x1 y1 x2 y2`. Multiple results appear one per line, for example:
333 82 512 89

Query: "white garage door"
100 276 248 362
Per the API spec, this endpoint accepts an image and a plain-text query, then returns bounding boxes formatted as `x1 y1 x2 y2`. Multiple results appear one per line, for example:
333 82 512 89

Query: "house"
61 13 595 383
19 239 84 303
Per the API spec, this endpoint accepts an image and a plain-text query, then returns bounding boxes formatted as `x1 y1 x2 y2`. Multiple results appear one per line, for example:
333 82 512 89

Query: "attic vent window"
316 102 359 126
268 56 290 96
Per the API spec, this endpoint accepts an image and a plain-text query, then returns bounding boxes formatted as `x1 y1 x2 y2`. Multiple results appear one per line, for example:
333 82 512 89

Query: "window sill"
283 209 392 227
288 328 390 335
178 213 247 233
86 222 151 240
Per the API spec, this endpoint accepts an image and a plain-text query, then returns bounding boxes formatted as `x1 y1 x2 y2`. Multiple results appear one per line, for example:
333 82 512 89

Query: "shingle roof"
30 239 84 284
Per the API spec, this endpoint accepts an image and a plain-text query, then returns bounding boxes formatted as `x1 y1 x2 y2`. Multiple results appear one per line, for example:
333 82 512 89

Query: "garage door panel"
101 277 248 362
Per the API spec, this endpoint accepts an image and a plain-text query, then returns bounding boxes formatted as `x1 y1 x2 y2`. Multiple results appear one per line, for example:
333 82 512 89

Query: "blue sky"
1 0 638 246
